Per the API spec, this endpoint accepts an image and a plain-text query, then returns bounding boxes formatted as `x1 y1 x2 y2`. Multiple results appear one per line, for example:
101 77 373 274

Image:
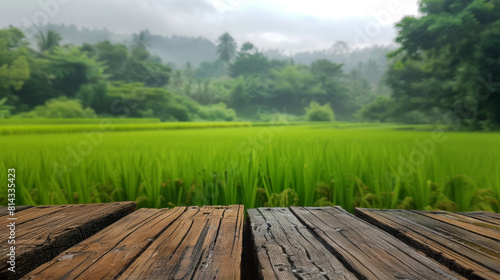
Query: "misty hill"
264 45 396 84
31 24 218 68
31 24 396 81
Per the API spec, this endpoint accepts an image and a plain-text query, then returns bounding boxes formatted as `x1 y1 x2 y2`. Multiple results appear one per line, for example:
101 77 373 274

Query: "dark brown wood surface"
23 205 244 280
1 201 136 280
355 208 500 280
0 206 32 217
248 208 357 279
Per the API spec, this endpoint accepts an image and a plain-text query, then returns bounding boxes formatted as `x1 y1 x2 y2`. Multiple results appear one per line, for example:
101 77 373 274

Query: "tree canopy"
380 0 500 129
36 30 62 53
2 25 497 129
216 32 237 63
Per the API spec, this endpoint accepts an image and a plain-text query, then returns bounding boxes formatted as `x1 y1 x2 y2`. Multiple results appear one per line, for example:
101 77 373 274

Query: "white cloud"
211 0 418 21
0 0 419 52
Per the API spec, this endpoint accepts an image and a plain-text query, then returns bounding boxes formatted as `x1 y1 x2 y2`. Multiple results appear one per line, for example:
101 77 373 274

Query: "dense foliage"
2 3 499 128
0 26 395 123
361 0 500 130
305 101 335 121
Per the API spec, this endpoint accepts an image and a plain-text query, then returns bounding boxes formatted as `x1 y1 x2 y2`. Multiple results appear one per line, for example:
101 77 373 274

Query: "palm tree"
132 30 151 50
216 32 237 63
35 30 62 52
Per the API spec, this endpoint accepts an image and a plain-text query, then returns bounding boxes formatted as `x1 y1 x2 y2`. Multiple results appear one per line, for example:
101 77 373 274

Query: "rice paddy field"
1 120 499 213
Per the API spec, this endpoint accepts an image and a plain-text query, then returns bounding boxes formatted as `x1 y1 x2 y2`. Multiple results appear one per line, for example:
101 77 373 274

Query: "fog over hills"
29 23 396 76
1 0 415 69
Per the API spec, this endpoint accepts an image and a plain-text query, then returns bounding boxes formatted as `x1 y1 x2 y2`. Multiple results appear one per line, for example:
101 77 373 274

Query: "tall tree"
327 40 350 58
35 30 62 52
132 30 151 50
311 59 343 85
240 42 256 55
229 52 269 78
229 41 269 77
388 0 500 128
0 27 30 107
92 41 129 79
16 46 105 107
216 32 237 63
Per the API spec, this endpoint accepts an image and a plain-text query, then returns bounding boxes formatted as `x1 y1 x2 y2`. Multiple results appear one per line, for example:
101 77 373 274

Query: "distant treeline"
28 24 395 76
0 26 391 123
1 0 500 130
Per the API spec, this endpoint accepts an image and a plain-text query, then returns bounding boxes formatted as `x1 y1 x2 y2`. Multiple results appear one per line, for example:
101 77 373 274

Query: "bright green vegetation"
0 121 251 135
3 0 500 129
1 124 498 213
0 118 161 125
2 1 500 131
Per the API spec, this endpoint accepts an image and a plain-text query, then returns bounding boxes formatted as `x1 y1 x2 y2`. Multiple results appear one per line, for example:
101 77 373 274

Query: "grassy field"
0 120 252 135
1 123 499 212
0 118 162 125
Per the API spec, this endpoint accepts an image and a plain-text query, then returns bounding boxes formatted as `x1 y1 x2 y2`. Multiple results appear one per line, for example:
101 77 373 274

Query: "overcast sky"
0 0 420 53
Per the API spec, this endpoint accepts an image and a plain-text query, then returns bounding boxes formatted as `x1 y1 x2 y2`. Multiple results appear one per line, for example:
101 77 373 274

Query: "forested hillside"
28 24 219 68
0 26 392 122
30 24 394 76
2 0 499 132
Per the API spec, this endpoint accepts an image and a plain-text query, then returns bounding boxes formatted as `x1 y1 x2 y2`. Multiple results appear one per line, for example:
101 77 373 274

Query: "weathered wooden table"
1 203 499 279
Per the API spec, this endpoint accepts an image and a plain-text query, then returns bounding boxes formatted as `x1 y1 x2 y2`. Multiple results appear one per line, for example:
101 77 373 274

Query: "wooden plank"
2 204 72 226
460 211 500 226
22 207 186 280
415 210 500 241
118 205 243 280
0 206 33 217
291 207 464 280
355 208 500 280
192 205 244 279
1 202 136 279
248 208 357 279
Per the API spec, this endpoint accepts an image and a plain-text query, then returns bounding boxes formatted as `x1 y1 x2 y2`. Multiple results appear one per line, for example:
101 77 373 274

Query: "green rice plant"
0 121 252 135
0 118 161 125
0 124 498 213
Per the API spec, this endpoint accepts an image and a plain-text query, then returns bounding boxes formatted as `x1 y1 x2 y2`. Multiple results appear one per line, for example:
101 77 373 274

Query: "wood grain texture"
118 205 243 280
460 211 500 226
248 208 357 280
415 210 500 241
355 208 500 280
22 205 244 280
0 206 33 217
22 207 185 280
291 207 463 280
192 205 244 280
1 202 136 280
9 204 499 280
